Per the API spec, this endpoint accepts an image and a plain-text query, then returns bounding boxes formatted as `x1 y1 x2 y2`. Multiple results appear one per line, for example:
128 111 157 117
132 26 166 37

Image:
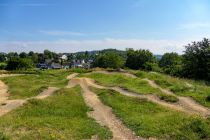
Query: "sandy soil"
0 74 25 78
67 77 141 140
79 77 210 117
92 71 137 78
143 78 210 116
0 81 59 117
34 87 59 99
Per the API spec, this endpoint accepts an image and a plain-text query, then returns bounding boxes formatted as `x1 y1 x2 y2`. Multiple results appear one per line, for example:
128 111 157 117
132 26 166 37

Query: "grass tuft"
158 94 179 103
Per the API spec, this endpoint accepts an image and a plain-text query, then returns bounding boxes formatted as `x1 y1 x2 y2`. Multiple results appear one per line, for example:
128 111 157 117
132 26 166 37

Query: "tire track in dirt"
0 86 59 116
89 71 210 117
81 77 210 117
67 77 141 140
0 73 78 117
142 78 210 117
0 74 25 78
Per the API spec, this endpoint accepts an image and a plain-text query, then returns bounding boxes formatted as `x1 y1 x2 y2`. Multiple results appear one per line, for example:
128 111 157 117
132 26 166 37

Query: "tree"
182 38 210 80
125 49 155 70
0 53 6 62
44 50 53 59
159 52 183 76
93 52 124 69
6 58 33 70
19 52 28 58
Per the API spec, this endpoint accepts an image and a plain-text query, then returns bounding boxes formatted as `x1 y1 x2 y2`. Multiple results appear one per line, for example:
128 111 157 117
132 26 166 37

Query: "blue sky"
0 0 210 54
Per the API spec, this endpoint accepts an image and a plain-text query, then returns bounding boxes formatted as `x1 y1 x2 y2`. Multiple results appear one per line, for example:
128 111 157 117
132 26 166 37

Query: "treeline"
93 38 210 81
1 38 210 81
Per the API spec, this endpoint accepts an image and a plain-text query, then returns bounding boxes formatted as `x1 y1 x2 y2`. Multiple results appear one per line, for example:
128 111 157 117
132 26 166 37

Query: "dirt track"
0 74 25 78
142 78 210 116
0 86 59 116
0 73 79 116
67 77 141 140
91 71 210 117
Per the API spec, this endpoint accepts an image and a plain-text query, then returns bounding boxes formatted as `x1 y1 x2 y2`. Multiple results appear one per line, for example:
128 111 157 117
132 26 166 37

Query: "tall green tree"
183 38 210 80
6 58 33 70
125 49 155 70
159 52 183 76
94 52 124 69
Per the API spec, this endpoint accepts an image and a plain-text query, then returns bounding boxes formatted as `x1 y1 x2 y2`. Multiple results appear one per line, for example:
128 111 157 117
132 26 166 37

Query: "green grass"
91 87 210 140
131 70 210 108
0 86 112 140
80 72 163 95
0 70 71 99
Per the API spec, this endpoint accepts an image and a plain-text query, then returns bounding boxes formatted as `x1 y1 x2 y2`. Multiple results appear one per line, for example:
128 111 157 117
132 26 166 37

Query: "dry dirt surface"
92 71 137 78
34 87 59 99
143 78 210 117
0 74 25 78
0 80 9 104
90 71 210 117
78 76 210 117
67 77 141 140
0 73 80 117
0 80 59 117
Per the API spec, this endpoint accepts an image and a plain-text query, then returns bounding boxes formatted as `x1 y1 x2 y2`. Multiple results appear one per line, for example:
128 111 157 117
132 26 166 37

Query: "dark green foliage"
158 94 179 103
0 53 6 62
125 49 156 70
0 132 8 140
19 52 28 58
94 52 124 69
6 58 33 70
159 52 183 76
69 68 92 73
0 63 6 70
206 95 210 102
144 62 162 72
182 119 210 139
183 38 210 80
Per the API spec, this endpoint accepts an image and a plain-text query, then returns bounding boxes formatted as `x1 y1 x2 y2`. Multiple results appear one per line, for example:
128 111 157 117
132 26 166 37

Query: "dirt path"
80 77 210 117
0 80 9 104
0 73 78 117
34 87 59 99
0 74 25 78
67 77 141 140
142 78 210 116
0 73 80 117
66 73 79 88
93 71 137 78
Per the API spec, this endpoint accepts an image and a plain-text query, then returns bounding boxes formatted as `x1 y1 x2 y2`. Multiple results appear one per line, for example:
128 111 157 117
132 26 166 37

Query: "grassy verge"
0 70 71 99
91 87 210 139
131 70 210 108
80 73 163 95
0 86 112 140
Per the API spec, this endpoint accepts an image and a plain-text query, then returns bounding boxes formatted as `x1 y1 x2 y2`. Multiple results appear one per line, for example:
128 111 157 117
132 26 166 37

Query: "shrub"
158 94 179 103
6 58 33 70
206 95 210 102
0 63 6 70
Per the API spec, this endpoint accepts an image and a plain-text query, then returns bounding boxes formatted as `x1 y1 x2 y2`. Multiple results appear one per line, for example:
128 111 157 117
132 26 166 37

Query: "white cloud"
178 23 210 30
0 38 187 54
39 30 85 36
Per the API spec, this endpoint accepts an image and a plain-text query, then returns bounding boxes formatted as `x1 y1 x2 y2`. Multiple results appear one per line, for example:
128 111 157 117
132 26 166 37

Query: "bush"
6 58 33 70
187 119 210 139
94 52 124 69
158 94 179 103
0 63 6 70
144 62 162 72
206 95 210 102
